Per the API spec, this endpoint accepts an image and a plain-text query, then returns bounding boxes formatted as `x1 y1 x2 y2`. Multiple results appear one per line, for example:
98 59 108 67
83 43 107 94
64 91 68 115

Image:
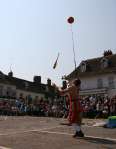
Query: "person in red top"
59 78 84 137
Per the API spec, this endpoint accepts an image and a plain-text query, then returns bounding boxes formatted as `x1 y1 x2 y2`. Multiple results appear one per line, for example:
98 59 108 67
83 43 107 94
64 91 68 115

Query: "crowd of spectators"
0 97 66 118
81 95 116 118
0 95 116 118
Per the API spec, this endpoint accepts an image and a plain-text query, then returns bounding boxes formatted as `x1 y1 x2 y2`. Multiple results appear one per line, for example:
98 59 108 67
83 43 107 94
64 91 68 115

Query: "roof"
0 74 47 94
66 53 116 80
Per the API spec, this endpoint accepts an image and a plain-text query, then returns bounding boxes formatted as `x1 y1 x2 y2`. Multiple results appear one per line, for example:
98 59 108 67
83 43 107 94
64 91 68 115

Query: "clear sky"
0 0 116 86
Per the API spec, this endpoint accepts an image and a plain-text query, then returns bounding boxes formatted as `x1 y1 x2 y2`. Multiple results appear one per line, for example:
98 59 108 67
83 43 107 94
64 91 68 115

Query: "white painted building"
66 51 116 98
0 71 55 101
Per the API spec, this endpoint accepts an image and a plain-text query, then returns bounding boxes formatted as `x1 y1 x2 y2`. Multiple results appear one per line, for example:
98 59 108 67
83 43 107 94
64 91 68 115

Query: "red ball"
67 17 74 24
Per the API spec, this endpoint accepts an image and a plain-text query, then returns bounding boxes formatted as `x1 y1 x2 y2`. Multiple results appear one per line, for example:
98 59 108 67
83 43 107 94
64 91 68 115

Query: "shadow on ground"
75 136 116 145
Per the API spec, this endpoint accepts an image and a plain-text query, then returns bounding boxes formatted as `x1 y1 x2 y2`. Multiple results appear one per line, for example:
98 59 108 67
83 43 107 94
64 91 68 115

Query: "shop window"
108 76 115 89
97 78 103 88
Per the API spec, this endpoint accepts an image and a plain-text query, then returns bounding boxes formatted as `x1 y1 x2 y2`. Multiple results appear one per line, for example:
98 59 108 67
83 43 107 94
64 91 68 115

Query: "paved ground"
0 116 116 149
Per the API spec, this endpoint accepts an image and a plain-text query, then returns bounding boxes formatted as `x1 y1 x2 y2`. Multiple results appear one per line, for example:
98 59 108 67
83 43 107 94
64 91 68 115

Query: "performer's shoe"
73 130 84 138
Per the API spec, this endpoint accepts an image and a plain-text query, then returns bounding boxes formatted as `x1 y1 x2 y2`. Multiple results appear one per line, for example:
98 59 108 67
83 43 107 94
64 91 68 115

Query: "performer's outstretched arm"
59 86 72 96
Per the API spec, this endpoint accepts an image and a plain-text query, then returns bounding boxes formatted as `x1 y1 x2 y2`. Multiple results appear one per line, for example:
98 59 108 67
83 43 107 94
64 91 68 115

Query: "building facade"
66 51 116 98
0 72 57 101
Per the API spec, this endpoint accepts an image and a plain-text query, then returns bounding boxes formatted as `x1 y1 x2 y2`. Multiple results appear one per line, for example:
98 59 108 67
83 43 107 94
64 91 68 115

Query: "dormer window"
80 62 86 72
101 58 108 69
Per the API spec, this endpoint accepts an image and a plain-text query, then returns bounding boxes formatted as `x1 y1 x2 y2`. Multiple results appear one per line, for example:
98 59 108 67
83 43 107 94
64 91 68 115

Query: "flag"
53 53 59 69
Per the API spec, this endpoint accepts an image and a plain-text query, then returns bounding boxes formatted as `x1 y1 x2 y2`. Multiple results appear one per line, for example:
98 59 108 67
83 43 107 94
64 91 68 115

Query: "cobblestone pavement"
0 116 116 149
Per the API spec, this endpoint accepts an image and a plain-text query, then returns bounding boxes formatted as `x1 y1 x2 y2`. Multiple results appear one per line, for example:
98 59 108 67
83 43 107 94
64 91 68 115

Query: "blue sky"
0 0 116 86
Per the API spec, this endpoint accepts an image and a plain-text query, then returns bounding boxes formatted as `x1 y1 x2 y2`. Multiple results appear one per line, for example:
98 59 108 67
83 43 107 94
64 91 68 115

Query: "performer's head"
62 80 67 89
73 78 81 87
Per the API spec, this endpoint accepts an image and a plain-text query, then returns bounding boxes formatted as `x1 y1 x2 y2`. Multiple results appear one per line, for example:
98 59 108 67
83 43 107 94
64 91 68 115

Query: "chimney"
8 71 13 77
103 50 113 57
33 76 41 84
47 78 51 86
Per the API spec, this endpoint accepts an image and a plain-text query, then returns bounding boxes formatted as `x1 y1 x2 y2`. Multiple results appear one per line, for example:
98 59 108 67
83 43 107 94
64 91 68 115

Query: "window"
0 86 3 96
80 62 86 72
46 86 49 91
7 87 12 96
108 76 115 89
97 78 103 88
24 82 29 89
101 58 108 69
27 95 32 104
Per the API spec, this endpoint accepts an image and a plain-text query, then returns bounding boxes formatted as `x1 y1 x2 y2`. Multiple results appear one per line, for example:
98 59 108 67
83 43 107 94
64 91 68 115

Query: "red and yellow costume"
68 95 83 124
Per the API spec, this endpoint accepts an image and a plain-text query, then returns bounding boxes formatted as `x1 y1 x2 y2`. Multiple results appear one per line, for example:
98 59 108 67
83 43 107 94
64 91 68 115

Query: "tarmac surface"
0 116 116 149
